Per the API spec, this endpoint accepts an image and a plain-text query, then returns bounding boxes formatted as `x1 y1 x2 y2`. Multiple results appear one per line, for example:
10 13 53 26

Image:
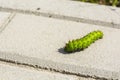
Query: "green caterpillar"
64 30 103 53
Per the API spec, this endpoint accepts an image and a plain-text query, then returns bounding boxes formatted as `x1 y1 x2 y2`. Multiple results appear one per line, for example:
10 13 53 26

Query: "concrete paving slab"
0 13 120 79
0 0 120 28
0 61 79 80
0 12 14 32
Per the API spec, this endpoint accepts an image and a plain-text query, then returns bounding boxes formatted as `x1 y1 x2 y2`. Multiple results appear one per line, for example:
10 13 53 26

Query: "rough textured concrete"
0 13 120 79
0 0 120 28
0 61 79 80
0 12 14 32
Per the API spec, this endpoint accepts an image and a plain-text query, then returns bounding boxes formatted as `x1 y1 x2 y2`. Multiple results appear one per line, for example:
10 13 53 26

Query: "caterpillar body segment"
64 30 103 53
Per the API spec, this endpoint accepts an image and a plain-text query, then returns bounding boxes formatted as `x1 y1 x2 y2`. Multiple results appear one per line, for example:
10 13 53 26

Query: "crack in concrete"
0 7 120 29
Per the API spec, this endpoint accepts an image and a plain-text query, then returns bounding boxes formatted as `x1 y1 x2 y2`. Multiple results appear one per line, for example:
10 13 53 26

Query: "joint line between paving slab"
0 7 120 29
0 48 113 80
0 58 108 80
0 12 16 34
0 60 86 80
0 49 119 80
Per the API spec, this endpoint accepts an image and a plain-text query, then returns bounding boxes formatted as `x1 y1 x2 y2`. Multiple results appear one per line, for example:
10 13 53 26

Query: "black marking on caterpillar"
64 30 103 53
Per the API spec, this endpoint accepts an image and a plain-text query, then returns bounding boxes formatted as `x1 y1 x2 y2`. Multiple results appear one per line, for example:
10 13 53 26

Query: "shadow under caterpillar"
64 30 103 53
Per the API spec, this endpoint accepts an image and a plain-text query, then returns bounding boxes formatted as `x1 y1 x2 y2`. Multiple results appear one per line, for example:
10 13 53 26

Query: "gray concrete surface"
0 0 120 28
0 61 80 80
0 13 120 79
